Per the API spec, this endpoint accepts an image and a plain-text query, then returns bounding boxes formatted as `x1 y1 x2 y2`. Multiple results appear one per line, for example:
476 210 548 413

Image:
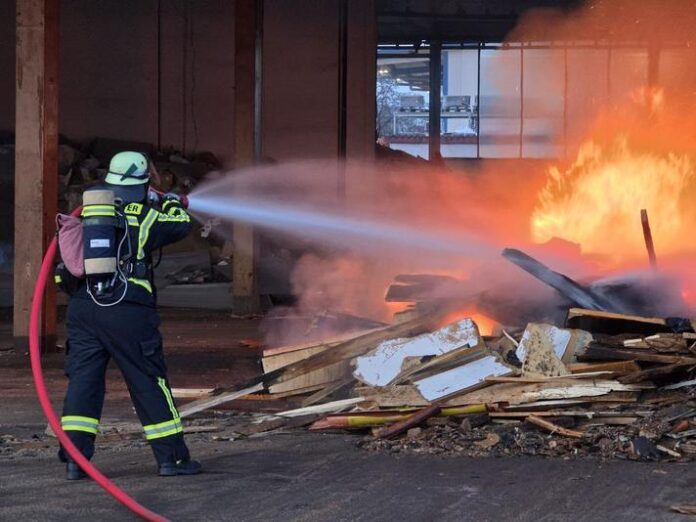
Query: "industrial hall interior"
2 0 696 520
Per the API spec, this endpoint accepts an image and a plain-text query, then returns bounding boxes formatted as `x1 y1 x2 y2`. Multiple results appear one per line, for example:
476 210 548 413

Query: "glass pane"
480 48 521 158
609 49 648 104
376 56 431 159
441 49 479 159
522 49 565 158
659 48 696 94
566 49 609 148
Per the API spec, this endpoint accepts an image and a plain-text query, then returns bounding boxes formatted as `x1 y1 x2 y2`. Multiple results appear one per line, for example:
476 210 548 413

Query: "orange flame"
531 137 696 267
439 308 499 336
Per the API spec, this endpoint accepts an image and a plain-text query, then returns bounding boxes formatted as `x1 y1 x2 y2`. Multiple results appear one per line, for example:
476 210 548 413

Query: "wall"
59 0 159 148
1 0 377 165
262 0 340 161
0 0 236 165
0 0 15 135
60 0 236 164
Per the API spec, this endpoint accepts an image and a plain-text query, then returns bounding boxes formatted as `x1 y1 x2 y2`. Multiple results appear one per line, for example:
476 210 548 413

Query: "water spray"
187 194 497 259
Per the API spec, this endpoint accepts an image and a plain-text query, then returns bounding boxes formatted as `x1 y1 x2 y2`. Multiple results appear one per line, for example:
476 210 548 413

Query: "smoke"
189 0 696 344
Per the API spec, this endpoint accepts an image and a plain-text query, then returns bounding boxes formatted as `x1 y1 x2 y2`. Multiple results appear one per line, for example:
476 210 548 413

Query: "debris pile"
171 298 695 463
56 137 221 213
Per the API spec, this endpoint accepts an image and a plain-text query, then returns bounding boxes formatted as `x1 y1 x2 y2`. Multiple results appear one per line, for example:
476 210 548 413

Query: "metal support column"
428 41 442 162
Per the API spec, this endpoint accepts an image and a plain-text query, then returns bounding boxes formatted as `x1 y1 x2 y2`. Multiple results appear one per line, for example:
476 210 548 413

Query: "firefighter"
58 151 202 479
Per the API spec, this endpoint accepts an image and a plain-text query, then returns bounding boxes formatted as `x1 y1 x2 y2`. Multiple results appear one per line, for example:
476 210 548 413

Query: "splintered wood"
173 303 695 460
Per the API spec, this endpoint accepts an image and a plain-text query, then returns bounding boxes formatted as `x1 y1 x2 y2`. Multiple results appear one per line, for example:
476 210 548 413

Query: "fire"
439 308 499 336
531 137 696 266
630 86 665 115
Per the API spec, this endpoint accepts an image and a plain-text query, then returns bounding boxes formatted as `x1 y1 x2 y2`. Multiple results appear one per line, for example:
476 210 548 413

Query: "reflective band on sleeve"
157 377 180 420
161 199 178 211
157 208 190 223
137 208 158 259
126 215 140 227
61 415 100 434
54 275 63 283
128 277 153 293
143 418 183 440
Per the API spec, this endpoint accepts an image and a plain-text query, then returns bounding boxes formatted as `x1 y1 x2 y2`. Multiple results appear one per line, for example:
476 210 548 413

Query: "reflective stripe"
143 418 183 440
82 210 115 217
61 415 99 435
128 277 152 293
126 215 140 227
157 377 180 420
161 199 178 211
157 207 190 223
82 205 115 218
137 208 158 259
54 275 62 283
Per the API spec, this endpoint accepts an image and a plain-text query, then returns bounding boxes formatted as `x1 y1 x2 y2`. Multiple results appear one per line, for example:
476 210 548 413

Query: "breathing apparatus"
82 151 151 306
81 188 130 305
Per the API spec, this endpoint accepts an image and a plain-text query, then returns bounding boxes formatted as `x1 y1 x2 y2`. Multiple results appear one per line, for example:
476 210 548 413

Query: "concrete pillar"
13 0 59 351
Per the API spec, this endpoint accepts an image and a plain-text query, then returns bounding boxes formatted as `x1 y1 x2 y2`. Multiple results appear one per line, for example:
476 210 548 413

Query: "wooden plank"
310 404 488 430
485 372 613 384
178 383 264 419
526 415 584 438
232 414 320 437
413 354 512 401
580 345 696 365
640 209 658 269
301 378 355 407
391 340 487 385
491 410 645 419
261 329 377 357
231 0 260 314
374 404 441 439
274 397 364 418
515 323 574 377
13 0 59 352
268 382 329 397
618 363 693 384
354 319 483 386
178 308 453 416
566 307 670 335
502 249 624 312
269 307 453 386
262 342 352 394
569 360 641 374
171 388 214 399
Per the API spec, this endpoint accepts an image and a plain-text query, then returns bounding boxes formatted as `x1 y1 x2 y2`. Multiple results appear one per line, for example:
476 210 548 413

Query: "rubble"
226 302 696 463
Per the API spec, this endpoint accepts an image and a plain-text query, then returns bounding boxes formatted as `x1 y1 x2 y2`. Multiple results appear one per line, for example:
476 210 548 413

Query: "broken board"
353 318 482 386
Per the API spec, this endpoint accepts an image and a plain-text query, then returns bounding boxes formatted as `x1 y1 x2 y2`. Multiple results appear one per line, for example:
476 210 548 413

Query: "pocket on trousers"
63 340 73 377
140 335 166 376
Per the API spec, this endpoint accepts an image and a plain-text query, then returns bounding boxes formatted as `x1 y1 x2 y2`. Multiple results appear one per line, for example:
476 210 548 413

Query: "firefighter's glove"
163 192 189 209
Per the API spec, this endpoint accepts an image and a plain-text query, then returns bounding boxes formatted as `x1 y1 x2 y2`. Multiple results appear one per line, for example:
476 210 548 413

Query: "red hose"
29 206 170 522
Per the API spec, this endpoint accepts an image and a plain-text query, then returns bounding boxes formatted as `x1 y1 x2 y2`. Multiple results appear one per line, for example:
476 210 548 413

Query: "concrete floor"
1 433 694 522
0 309 694 521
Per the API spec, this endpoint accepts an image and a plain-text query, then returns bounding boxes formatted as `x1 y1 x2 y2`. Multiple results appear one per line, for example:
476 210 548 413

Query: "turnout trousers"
60 297 190 466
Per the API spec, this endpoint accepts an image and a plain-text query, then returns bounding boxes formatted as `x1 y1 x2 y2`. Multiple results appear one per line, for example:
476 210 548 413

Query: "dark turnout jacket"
68 198 192 307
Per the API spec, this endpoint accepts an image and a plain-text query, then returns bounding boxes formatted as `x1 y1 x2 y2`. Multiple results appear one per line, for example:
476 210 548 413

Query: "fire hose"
29 206 170 522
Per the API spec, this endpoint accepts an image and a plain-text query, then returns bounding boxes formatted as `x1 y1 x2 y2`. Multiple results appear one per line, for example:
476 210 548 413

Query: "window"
377 42 671 160
376 53 431 159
